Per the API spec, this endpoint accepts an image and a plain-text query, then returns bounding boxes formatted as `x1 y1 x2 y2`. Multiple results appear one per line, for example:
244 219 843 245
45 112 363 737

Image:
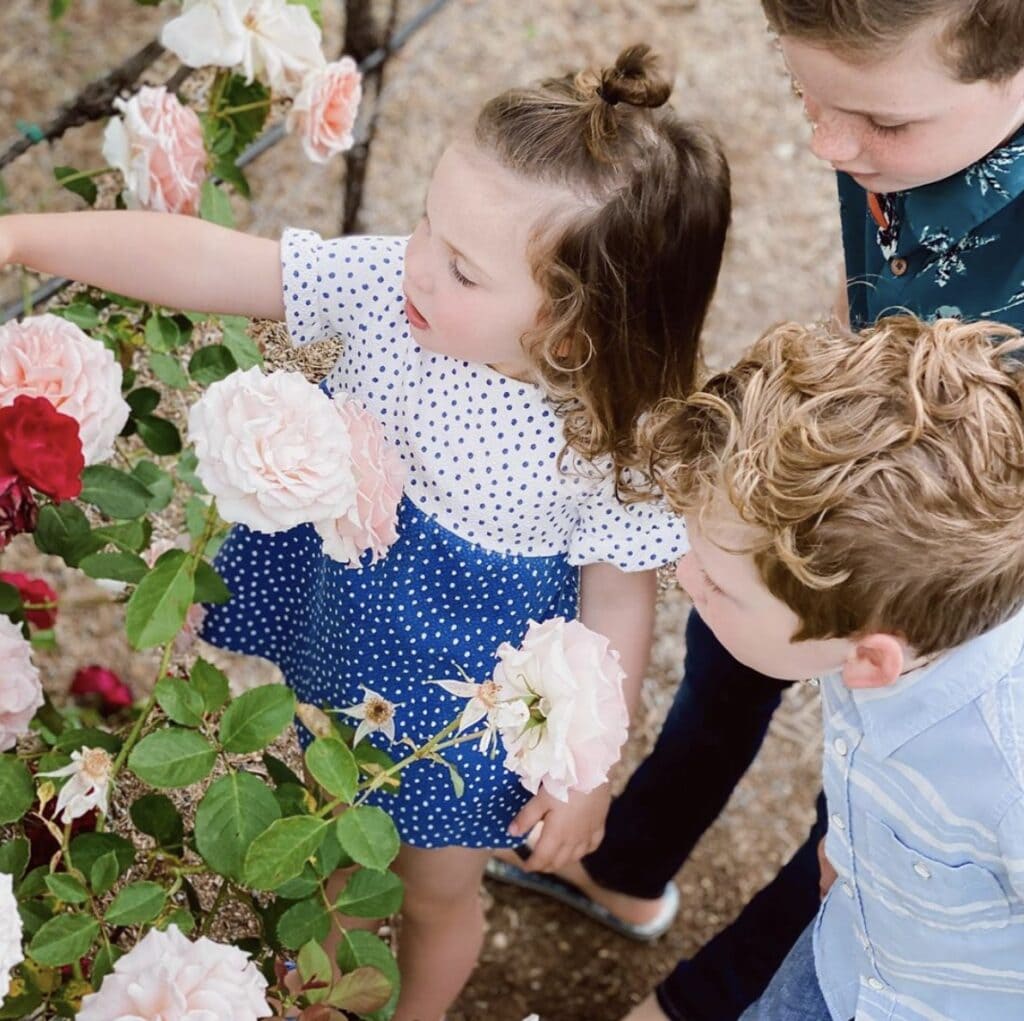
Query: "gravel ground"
0 1 840 1017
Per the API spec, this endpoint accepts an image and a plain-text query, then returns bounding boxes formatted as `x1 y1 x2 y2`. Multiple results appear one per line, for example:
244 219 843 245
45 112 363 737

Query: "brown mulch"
0 0 839 1017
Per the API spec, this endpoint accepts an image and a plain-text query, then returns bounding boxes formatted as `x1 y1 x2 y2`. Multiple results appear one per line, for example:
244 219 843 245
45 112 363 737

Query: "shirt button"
867 977 886 991
842 882 854 898
833 737 848 756
913 862 931 879
831 813 846 831
890 257 908 276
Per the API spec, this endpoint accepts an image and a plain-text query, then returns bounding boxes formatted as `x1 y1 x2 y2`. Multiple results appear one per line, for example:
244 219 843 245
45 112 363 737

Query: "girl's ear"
841 633 905 689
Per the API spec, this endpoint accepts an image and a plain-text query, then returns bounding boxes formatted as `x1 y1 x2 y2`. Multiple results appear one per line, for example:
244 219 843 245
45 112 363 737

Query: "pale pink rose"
492 617 628 801
0 314 130 465
287 57 363 163
102 85 207 216
76 924 271 1021
0 613 43 752
0 874 22 1003
314 395 404 566
188 367 359 533
161 0 324 97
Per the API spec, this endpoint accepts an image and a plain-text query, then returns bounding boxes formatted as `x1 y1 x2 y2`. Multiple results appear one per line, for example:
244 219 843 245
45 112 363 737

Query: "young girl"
0 45 730 1020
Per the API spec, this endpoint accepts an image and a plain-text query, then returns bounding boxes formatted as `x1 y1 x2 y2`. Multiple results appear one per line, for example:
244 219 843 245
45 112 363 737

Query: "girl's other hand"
507 783 612 874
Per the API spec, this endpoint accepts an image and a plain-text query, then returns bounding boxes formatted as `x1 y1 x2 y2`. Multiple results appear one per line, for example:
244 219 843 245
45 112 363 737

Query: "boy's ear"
841 634 905 689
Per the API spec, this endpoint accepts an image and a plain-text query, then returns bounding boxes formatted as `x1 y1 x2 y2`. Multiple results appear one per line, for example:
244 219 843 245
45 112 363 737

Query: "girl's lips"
405 296 429 330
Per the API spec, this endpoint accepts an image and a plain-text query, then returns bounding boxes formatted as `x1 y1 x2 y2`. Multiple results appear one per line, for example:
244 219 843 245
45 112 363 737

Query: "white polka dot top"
281 230 686 572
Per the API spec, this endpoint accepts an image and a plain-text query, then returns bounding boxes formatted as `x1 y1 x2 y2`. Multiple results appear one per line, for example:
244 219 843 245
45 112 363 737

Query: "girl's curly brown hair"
475 44 731 499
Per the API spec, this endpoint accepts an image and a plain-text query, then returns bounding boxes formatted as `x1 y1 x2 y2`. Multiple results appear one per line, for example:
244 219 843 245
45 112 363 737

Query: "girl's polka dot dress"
202 232 687 848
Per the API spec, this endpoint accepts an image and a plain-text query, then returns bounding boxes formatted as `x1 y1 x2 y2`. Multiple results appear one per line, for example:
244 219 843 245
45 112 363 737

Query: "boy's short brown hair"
655 316 1024 656
761 0 1024 83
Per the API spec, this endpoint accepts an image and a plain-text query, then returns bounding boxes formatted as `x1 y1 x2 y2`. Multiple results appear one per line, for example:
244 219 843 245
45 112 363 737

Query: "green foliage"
129 729 216 788
125 549 195 649
219 683 296 754
0 755 34 825
194 771 281 881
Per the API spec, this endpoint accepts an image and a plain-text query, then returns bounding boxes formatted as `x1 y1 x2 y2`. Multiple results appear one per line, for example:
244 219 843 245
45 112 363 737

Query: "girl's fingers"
507 796 548 843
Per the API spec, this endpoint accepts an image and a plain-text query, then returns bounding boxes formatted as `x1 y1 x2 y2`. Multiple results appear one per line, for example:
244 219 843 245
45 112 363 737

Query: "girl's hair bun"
596 44 672 110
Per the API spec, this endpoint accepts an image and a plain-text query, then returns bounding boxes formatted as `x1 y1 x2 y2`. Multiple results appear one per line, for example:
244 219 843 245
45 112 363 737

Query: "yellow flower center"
365 696 394 726
81 748 113 782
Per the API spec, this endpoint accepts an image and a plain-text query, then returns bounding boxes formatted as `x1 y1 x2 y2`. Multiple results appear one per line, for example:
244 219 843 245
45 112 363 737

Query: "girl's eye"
700 569 723 596
869 120 909 137
449 258 475 287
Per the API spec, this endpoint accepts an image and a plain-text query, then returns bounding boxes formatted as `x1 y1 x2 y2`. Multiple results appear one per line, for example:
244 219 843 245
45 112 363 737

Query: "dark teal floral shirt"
839 123 1024 330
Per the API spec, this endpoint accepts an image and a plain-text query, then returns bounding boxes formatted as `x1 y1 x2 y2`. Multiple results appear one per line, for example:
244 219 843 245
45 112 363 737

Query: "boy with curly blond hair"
660 315 1024 1020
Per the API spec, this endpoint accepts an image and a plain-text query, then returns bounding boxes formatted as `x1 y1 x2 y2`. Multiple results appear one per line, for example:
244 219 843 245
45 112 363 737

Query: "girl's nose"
808 112 863 165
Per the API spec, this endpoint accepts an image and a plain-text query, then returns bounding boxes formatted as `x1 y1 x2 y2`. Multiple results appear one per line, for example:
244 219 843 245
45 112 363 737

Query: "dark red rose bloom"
23 797 97 871
0 571 58 628
69 665 134 716
0 395 84 501
0 475 38 548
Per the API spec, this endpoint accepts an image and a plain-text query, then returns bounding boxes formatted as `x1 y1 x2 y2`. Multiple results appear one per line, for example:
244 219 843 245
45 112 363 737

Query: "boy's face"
781 19 1024 193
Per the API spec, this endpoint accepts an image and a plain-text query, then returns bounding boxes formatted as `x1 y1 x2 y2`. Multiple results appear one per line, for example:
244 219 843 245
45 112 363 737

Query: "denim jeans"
582 609 825 1020
737 922 833 1021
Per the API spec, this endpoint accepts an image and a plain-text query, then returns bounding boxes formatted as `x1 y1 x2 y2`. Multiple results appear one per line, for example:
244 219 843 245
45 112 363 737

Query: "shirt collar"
897 122 1024 246
827 605 1024 758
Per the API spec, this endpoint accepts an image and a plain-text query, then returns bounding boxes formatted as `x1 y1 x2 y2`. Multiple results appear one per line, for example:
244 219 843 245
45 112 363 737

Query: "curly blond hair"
653 316 1024 655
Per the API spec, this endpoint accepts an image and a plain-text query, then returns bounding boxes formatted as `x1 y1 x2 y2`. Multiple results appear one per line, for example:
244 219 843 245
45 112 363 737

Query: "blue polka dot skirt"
201 496 579 848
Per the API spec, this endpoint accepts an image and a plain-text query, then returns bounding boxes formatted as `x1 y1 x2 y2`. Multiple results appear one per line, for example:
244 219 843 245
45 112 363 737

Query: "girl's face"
403 142 571 378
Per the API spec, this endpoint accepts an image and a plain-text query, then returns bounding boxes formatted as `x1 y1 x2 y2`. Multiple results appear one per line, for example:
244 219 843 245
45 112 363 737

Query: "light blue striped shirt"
815 607 1024 1021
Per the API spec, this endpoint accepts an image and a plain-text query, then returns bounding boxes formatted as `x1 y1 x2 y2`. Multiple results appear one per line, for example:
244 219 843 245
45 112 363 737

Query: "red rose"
0 395 84 500
0 475 38 547
69 665 134 716
0 572 58 628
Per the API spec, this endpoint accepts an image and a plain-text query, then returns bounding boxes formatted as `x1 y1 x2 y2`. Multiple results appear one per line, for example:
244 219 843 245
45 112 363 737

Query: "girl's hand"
507 783 612 874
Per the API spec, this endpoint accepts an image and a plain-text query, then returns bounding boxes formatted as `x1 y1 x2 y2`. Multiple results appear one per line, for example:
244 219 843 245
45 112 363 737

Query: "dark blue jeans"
582 609 825 1021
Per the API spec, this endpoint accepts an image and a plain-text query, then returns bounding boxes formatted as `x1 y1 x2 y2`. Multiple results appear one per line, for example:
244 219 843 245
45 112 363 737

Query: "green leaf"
200 180 235 227
189 658 230 713
80 465 153 519
78 550 148 584
90 944 122 988
178 450 206 494
28 913 100 966
34 502 95 566
92 519 149 554
306 737 358 803
154 676 205 728
335 807 400 872
90 851 120 895
0 581 20 614
263 751 303 788
54 300 99 329
144 314 183 353
220 76 271 148
276 896 330 950
160 907 195 933
213 156 251 199
104 881 166 925
49 0 74 21
297 938 332 990
149 352 190 389
327 966 393 1014
242 816 328 890
188 344 237 385
69 832 135 883
44 873 90 904
53 166 97 206
136 414 183 456
219 683 296 754
194 559 231 604
194 771 281 882
220 316 263 368
0 754 33 825
334 867 403 918
52 727 122 756
130 793 184 855
273 864 320 901
183 660 226 716
126 386 160 417
128 729 216 788
335 930 400 1020
125 549 195 649
0 837 30 879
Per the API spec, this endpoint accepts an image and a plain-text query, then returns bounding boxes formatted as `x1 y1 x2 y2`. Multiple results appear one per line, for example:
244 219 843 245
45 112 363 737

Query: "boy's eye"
449 258 475 288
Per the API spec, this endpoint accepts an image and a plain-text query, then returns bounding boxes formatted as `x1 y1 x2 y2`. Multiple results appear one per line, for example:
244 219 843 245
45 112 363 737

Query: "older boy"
680 315 1024 1020
492 4 1024 1018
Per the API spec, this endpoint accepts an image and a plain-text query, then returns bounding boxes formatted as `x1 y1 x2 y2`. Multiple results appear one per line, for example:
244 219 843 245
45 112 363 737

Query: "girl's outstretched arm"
1 211 284 320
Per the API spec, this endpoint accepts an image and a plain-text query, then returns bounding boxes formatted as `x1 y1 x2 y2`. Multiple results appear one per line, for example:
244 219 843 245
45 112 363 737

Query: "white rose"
0 614 43 752
187 367 359 533
76 925 271 1021
0 873 23 1003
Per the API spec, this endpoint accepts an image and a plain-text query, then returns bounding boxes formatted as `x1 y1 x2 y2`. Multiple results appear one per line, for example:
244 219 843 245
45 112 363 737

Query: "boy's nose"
809 112 863 166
